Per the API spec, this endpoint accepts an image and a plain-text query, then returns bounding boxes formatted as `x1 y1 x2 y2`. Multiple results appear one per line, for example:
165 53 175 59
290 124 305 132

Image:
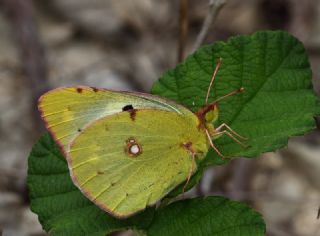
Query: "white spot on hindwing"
125 137 142 157
130 144 140 154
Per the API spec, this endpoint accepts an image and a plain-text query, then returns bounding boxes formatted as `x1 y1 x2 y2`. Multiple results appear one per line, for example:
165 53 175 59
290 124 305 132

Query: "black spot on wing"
122 104 134 111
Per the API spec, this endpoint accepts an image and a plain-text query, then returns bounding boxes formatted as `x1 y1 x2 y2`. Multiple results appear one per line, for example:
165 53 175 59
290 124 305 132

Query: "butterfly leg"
183 152 196 193
215 123 248 140
205 129 228 159
212 130 248 148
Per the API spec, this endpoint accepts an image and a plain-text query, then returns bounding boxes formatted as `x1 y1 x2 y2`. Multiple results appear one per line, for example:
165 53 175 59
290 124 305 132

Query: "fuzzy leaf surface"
152 31 320 167
148 196 266 236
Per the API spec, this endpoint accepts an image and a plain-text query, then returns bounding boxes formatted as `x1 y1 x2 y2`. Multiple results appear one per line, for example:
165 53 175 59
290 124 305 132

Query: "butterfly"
38 58 246 218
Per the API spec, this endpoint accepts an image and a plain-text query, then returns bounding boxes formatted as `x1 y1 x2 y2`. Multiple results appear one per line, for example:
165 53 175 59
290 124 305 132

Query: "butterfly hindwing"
68 109 209 217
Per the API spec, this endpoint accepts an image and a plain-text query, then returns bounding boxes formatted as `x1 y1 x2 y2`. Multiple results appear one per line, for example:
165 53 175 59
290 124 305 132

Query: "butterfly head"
204 103 219 124
195 103 219 128
200 87 244 126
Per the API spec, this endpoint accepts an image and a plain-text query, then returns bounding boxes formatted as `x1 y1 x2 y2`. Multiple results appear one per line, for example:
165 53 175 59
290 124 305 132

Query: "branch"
2 0 48 91
177 0 189 62
192 0 226 52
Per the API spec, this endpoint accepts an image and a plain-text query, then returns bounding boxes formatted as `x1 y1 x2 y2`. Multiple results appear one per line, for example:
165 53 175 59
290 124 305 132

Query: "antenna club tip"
239 87 245 92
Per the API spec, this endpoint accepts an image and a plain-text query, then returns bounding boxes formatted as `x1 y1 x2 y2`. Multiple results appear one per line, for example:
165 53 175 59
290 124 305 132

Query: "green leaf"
152 31 320 167
28 133 155 236
29 31 318 235
148 196 266 236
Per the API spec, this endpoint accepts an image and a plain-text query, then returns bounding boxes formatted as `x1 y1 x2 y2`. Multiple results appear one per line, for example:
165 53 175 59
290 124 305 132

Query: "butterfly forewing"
38 87 193 153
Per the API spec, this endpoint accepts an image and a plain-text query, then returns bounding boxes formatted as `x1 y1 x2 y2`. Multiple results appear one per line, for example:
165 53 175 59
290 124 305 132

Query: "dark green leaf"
152 31 320 167
148 196 266 236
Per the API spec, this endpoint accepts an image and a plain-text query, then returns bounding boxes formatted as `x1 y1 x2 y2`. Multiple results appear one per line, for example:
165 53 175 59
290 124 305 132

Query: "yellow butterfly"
38 59 245 218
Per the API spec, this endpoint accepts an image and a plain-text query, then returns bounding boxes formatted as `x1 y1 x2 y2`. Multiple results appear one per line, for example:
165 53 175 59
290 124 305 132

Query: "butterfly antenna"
205 57 222 105
210 87 245 105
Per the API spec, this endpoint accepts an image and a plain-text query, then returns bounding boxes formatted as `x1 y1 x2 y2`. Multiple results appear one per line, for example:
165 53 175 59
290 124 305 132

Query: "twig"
177 0 189 62
192 0 226 52
2 0 49 93
288 0 314 42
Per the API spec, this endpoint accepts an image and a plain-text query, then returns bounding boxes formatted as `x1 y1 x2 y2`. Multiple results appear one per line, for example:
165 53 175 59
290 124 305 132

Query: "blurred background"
0 0 319 235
